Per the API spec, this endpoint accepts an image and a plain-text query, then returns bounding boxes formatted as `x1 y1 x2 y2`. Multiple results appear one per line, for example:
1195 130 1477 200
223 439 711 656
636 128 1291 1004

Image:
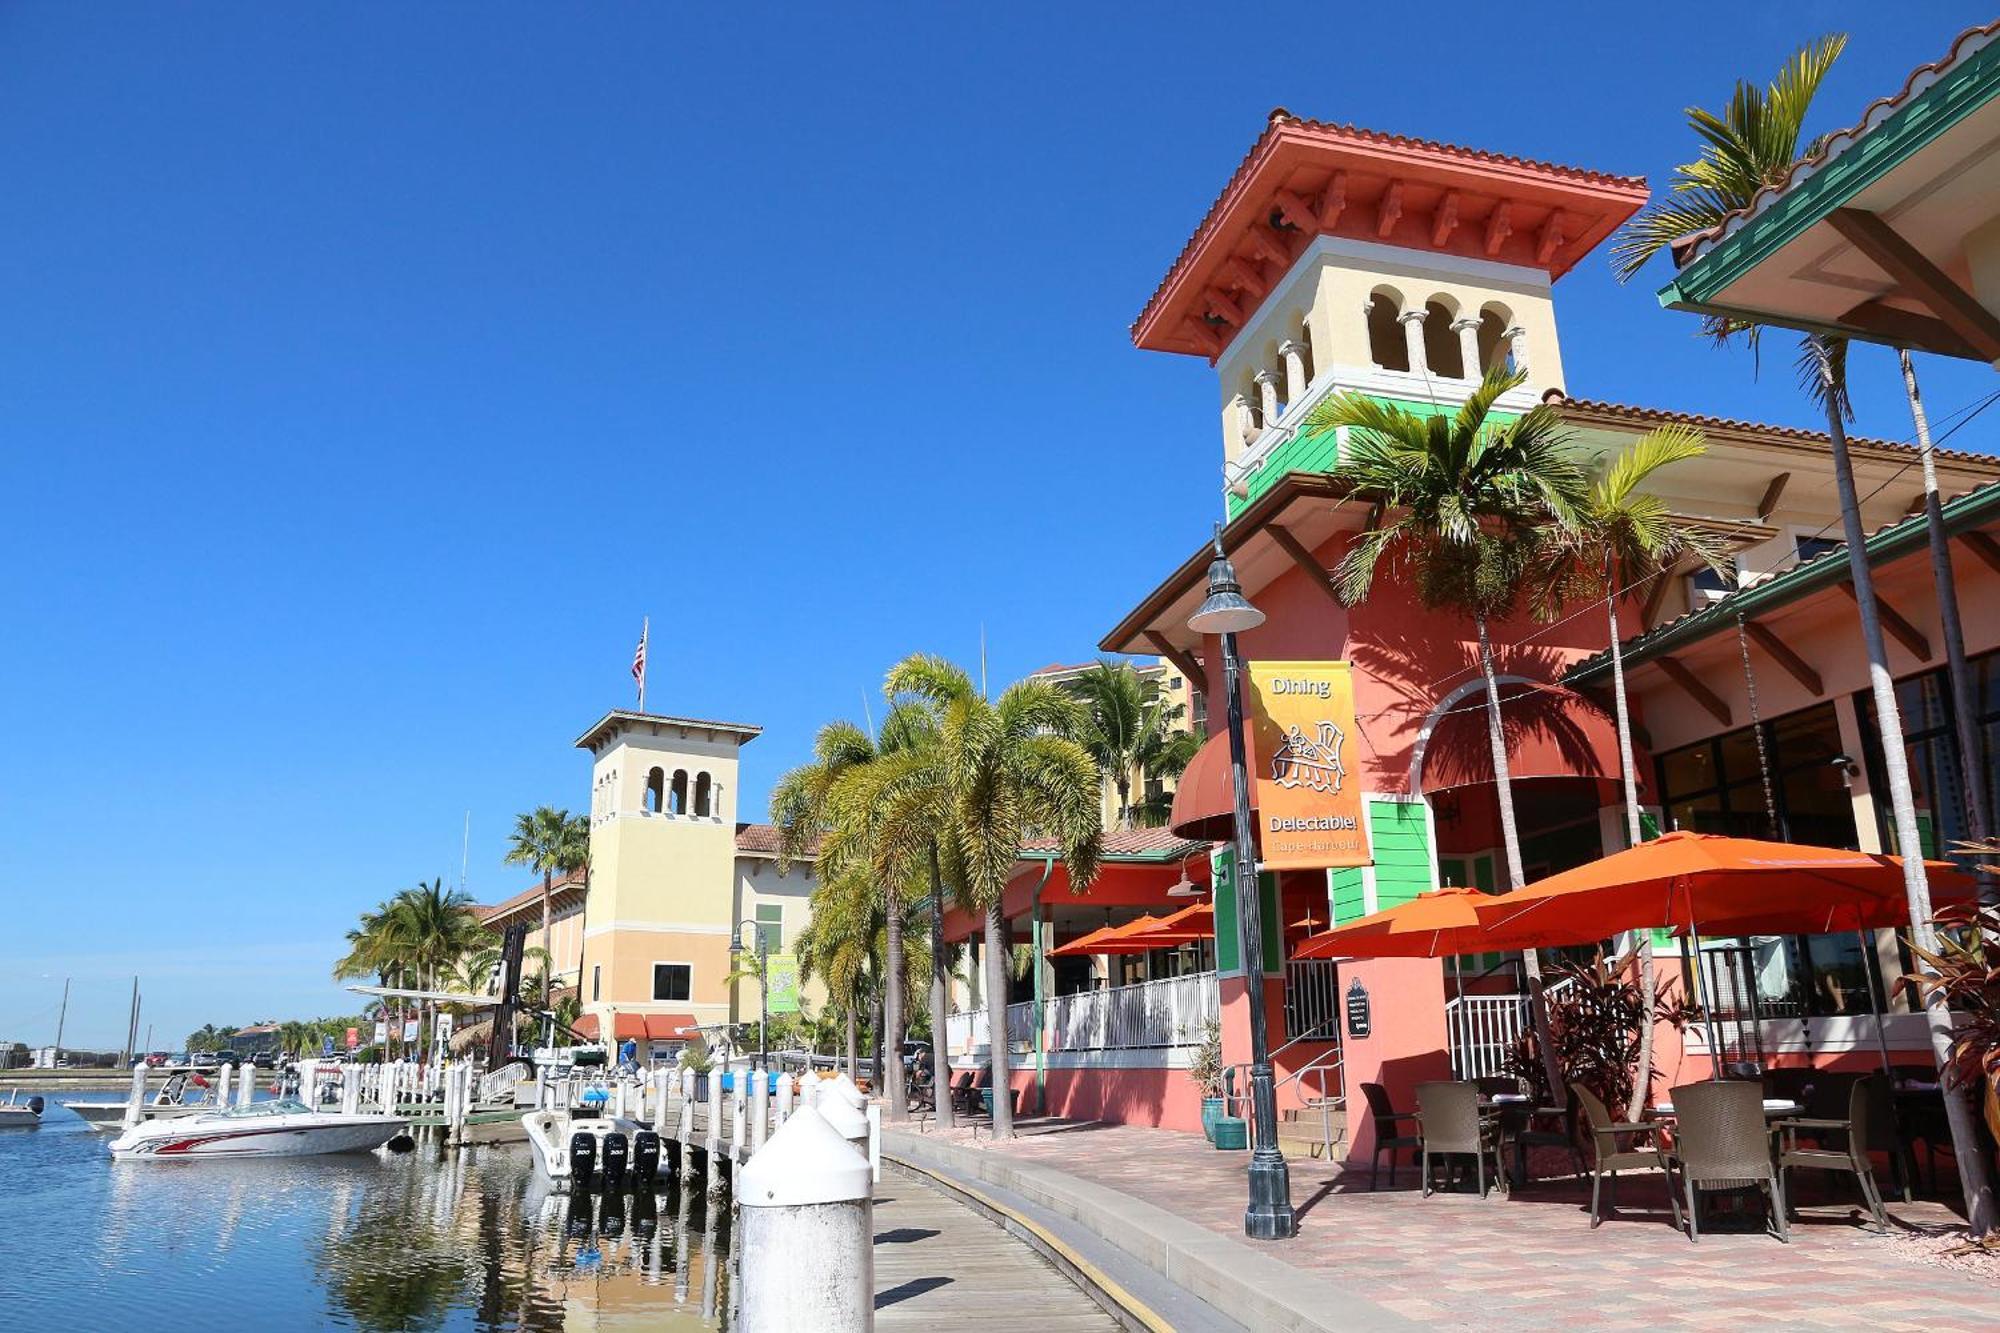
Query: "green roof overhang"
1657 32 2000 341
1565 481 2000 685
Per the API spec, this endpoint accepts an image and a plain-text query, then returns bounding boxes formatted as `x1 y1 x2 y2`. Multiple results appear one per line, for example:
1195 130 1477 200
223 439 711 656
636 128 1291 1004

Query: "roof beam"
1535 211 1568 266
1246 229 1289 268
1142 632 1206 698
1205 289 1246 326
1182 319 1221 358
1484 201 1514 256
1266 524 1345 609
1377 181 1404 239
1836 298 1980 360
1838 581 1932 660
1641 559 1683 628
1756 472 1791 520
1431 191 1461 247
1316 172 1347 229
1960 528 2000 576
1741 619 1824 697
1272 189 1318 234
1827 208 2000 362
1656 655 1732 726
1217 257 1264 293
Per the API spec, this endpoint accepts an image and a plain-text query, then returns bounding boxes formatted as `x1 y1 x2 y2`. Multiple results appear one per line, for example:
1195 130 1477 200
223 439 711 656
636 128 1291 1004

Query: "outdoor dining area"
1304 830 1988 1243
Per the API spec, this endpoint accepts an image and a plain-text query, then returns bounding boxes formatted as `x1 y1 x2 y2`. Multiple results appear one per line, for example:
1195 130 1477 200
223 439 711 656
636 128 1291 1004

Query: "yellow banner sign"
1246 660 1369 870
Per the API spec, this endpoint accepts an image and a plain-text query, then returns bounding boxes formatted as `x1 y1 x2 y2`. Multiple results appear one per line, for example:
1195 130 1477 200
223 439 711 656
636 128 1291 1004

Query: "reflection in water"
2 1108 731 1332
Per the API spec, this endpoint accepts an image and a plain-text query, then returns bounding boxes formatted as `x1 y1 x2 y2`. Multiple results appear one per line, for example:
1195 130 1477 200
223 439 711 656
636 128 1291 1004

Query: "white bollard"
824 1072 865 1109
215 1062 233 1108
731 1077 748 1162
775 1071 794 1128
534 1064 549 1111
238 1059 257 1108
737 1105 873 1332
123 1061 147 1131
703 1070 721 1165
865 1102 881 1183
815 1089 870 1168
341 1065 359 1115
677 1070 696 1173
750 1069 769 1154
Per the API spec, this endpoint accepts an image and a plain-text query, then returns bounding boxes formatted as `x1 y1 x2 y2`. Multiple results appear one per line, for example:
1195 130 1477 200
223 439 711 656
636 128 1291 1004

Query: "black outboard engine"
600 1131 629 1188
598 1191 625 1239
632 1130 661 1185
27 1096 44 1117
568 1131 597 1185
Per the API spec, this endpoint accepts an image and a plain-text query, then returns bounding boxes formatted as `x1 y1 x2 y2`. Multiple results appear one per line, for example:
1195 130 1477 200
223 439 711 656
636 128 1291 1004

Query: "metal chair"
1361 1081 1422 1190
1777 1075 1890 1232
1666 1080 1788 1243
1512 1087 1587 1184
1416 1080 1506 1198
1573 1083 1680 1229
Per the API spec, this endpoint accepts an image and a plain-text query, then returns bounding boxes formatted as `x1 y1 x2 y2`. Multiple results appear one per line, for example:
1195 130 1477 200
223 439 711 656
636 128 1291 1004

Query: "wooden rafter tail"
1266 524 1343 609
1837 582 1931 660
1740 620 1824 697
1143 631 1207 699
1656 655 1732 726
1827 208 2000 362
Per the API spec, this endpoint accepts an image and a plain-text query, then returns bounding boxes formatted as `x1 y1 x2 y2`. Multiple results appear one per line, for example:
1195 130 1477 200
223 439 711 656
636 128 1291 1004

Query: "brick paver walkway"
935 1120 2000 1330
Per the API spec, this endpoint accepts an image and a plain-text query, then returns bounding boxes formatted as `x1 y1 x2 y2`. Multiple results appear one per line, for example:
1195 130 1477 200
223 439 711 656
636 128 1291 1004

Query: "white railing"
1446 993 1527 1079
946 972 1220 1059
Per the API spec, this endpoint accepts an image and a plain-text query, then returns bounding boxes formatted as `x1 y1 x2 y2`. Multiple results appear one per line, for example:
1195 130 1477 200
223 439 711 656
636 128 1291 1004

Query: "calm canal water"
0 1095 734 1331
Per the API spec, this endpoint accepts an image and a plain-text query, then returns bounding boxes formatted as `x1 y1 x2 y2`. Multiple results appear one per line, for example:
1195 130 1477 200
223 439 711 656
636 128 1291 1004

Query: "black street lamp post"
1188 534 1296 1241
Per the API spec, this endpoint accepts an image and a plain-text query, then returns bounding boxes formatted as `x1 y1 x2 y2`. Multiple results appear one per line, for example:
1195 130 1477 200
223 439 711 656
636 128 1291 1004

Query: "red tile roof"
476 869 587 924
1558 397 1999 469
1022 827 1210 860
735 822 817 858
1676 21 2000 266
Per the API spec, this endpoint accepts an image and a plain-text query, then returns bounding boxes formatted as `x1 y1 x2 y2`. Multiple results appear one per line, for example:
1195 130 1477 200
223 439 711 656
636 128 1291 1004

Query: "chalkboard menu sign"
1345 979 1371 1039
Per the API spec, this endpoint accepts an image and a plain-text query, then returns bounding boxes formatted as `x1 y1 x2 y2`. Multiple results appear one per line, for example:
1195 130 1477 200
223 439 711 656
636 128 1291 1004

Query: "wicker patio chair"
1513 1086 1587 1184
1573 1083 1680 1229
1361 1081 1422 1190
1666 1080 1788 1243
1777 1075 1889 1232
1416 1080 1506 1199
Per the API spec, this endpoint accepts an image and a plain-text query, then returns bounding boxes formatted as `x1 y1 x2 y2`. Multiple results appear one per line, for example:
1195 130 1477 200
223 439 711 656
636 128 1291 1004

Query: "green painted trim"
1661 36 2000 312
1228 393 1521 517
1565 481 2000 684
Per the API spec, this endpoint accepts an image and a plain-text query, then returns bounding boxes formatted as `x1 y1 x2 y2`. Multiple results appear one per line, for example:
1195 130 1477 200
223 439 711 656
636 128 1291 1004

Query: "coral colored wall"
1004 1066 1207 1134
1337 957 1452 1167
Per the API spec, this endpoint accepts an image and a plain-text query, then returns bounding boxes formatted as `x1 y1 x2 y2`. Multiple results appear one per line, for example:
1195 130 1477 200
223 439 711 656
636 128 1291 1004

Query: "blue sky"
4 3 1995 1049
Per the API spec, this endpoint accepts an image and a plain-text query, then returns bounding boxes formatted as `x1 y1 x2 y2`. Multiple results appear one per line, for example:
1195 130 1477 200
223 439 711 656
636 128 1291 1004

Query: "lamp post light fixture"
1188 531 1297 1241
728 919 771 1073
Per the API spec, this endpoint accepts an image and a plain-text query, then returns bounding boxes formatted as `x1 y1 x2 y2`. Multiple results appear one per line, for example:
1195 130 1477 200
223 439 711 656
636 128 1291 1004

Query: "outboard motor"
26 1096 44 1117
568 1131 597 1184
632 1130 661 1185
600 1131 629 1188
598 1191 625 1240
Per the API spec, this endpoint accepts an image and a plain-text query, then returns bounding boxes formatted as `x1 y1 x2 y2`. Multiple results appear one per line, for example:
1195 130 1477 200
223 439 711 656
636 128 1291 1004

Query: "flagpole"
638 617 648 714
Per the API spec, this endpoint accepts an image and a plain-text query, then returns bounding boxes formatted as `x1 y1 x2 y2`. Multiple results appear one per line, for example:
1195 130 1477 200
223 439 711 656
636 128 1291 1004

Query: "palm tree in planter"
1063 660 1202 828
1613 31 1996 1231
886 660 1102 1139
1308 365 1587 1094
1537 426 1727 1113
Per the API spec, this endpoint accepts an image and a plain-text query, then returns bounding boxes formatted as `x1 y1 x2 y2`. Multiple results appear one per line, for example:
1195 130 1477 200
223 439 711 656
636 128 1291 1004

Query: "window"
1422 299 1463 378
1365 291 1408 371
1689 564 1735 597
755 904 783 953
591 965 601 1002
644 767 665 813
1475 305 1513 374
694 771 713 818
652 963 691 1003
669 770 688 815
1858 656 2000 864
1794 534 1843 563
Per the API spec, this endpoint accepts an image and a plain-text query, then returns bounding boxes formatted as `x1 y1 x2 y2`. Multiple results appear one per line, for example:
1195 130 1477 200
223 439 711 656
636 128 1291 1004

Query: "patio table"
1653 1098 1800 1118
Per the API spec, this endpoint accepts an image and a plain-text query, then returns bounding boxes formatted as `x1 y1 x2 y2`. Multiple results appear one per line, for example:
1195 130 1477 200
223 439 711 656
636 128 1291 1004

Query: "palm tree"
1537 426 1727 1112
502 806 574 982
773 717 913 1117
1309 365 1587 1093
1614 33 1995 1231
557 812 591 997
1063 660 1201 828
795 864 879 1079
884 659 1102 1139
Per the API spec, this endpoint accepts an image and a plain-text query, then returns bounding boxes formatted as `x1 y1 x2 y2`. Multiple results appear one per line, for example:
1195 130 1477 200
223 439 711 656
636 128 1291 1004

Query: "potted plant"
678 1038 714 1102
1901 898 2000 1142
1188 1021 1225 1142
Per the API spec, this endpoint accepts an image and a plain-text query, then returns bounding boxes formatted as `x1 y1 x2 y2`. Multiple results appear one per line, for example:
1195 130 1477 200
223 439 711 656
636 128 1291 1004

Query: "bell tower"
1130 110 1648 513
573 709 763 1035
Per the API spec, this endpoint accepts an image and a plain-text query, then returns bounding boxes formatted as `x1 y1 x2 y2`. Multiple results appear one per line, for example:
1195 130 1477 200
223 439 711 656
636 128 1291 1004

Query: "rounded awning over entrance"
1168 728 1258 842
1415 682 1627 795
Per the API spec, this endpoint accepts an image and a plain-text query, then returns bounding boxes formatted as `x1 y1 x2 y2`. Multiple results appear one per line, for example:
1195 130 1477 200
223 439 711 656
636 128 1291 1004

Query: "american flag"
631 621 648 687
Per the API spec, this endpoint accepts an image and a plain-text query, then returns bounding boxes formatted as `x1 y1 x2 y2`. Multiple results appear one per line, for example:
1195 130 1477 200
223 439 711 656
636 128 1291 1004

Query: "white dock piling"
215 1061 233 1108
702 1071 720 1167
816 1088 869 1167
123 1062 147 1131
774 1070 793 1128
737 1105 873 1333
676 1069 696 1174
750 1069 770 1154
865 1102 881 1183
237 1059 256 1108
730 1076 748 1162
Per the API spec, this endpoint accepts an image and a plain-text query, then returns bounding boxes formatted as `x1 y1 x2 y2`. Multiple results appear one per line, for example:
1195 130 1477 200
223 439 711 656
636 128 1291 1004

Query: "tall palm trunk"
1475 614 1563 1097
1605 584 1657 1119
1901 351 1997 905
844 1003 858 1080
870 993 884 1094
539 868 553 977
927 848 955 1128
983 904 1015 1138
1816 347 1995 1234
882 885 908 1119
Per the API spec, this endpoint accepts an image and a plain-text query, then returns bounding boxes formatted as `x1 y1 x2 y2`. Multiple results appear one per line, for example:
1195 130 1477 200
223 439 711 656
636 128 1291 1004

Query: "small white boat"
522 1102 652 1188
108 1098 409 1161
0 1090 43 1127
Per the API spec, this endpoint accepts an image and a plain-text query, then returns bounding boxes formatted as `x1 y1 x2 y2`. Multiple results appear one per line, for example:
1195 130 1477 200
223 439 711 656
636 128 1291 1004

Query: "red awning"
572 1013 698 1042
1417 684 1624 794
1169 728 1258 842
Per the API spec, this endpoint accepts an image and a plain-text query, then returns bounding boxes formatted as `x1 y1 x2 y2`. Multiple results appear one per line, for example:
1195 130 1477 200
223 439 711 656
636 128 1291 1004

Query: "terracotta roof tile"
1677 20 2000 265
735 822 817 858
1022 827 1209 859
1558 397 1997 467
476 868 587 923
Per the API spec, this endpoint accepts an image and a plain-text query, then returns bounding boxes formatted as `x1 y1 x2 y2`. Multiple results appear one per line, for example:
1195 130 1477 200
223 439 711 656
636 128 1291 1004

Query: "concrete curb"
883 1130 1417 1333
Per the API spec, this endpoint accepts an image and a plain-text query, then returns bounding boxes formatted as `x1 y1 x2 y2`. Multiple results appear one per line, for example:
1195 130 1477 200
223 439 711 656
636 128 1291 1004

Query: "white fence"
1446 993 1527 1079
946 971 1219 1058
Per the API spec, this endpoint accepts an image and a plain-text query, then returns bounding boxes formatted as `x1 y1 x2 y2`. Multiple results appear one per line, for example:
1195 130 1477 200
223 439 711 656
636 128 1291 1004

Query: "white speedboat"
108 1098 410 1160
522 1101 654 1189
0 1090 43 1127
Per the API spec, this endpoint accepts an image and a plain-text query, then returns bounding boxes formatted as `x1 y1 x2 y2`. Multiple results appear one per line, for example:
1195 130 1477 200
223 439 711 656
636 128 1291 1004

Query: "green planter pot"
980 1088 995 1116
1200 1096 1225 1143
1211 1116 1248 1151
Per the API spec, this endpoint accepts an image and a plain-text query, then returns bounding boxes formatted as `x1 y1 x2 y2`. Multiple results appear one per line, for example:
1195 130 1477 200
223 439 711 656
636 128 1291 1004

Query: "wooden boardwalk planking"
872 1165 1117 1331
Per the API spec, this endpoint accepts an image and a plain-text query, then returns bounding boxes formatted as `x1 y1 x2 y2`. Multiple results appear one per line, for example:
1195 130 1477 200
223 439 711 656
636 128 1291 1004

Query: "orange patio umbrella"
1046 922 1138 958
1291 886 1534 960
1122 901 1214 947
1471 831 1976 946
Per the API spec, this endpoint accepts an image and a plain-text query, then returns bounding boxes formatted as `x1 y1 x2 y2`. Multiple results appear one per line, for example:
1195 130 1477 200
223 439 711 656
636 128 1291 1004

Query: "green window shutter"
1367 799 1431 911
1329 867 1366 925
1211 847 1282 976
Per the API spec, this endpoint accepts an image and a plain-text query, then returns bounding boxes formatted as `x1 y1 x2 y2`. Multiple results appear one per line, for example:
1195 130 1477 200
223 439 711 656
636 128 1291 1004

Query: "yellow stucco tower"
573 709 762 1042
